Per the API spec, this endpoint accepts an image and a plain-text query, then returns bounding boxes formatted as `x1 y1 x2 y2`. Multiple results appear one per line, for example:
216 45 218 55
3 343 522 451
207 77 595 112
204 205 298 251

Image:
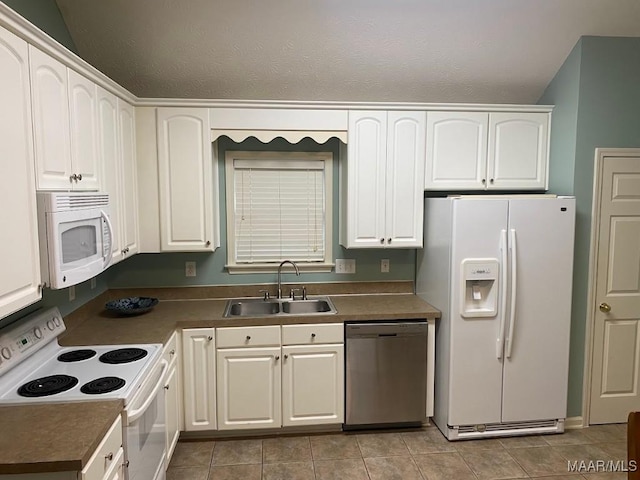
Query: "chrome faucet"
277 260 300 299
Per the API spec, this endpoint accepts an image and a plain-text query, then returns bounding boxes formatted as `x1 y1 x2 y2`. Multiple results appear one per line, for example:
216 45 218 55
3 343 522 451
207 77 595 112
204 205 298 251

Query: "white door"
345 111 387 247
216 347 281 430
448 198 508 426
425 112 488 190
156 108 214 251
68 69 100 190
97 87 124 264
29 45 72 190
501 198 575 422
118 99 139 257
589 154 640 424
182 328 216 431
488 112 548 190
0 27 41 319
385 111 425 248
282 344 344 426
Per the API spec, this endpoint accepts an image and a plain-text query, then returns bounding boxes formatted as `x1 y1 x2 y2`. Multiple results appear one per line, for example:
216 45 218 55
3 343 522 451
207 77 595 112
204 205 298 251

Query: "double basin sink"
223 296 337 318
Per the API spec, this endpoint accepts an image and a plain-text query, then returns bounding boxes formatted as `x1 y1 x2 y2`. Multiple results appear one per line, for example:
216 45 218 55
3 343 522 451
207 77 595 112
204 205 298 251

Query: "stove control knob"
33 327 43 339
1 347 11 361
46 320 55 331
53 316 61 327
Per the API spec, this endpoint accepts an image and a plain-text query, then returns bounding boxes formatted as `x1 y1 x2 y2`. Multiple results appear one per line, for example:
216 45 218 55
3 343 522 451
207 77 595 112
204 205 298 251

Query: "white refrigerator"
416 195 575 440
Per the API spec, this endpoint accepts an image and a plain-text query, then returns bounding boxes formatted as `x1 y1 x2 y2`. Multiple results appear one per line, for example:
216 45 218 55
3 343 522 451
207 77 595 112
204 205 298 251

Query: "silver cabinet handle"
380 238 385 244
388 238 392 244
164 384 170 390
205 240 211 246
311 333 316 338
77 173 82 181
490 178 494 184
482 178 486 184
284 354 288 360
169 349 175 356
105 452 114 461
207 336 213 341
275 355 280 361
246 335 251 340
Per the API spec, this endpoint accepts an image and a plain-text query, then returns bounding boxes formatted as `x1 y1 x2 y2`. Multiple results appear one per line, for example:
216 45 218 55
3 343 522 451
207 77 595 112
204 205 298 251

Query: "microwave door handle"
101 210 114 267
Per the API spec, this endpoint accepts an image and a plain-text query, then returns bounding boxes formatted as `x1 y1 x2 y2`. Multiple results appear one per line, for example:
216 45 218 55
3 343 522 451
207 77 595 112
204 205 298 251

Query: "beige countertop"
0 400 123 474
3 284 440 474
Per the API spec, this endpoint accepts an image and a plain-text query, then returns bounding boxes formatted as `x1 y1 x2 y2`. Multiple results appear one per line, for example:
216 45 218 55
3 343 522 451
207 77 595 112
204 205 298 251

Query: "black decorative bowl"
105 297 159 316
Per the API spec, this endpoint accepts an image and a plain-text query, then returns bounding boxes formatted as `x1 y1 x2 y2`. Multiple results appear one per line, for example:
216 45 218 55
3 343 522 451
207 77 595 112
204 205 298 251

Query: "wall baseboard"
565 416 584 430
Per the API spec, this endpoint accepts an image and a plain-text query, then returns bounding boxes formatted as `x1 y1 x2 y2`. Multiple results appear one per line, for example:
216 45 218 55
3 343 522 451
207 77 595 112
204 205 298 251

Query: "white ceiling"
55 0 640 104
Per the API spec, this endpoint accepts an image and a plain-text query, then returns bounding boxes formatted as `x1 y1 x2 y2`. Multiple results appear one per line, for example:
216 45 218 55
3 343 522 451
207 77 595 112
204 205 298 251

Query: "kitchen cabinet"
30 46 100 191
215 324 344 430
156 108 217 252
216 326 281 430
162 331 181 468
341 110 425 248
425 111 549 190
0 26 42 319
80 415 124 480
117 99 139 257
182 328 216 431
281 324 344 426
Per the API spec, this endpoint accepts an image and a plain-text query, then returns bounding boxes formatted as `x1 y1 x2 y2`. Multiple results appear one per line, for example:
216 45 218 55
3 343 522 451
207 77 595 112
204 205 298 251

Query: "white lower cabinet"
215 324 344 430
162 331 181 468
80 415 123 480
182 328 216 431
216 346 282 430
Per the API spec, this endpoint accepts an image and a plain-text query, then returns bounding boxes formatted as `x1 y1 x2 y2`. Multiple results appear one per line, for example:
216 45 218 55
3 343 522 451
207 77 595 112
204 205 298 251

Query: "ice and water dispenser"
460 259 499 318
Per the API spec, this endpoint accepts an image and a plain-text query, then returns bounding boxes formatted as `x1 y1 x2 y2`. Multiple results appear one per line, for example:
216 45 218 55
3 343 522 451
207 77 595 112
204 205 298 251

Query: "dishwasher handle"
345 321 428 338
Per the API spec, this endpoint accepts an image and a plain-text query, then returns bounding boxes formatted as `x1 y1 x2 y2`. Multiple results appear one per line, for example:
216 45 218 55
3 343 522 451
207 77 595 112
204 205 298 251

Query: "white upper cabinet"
156 108 216 251
0 26 41 318
68 69 100 190
341 110 425 249
30 46 101 191
425 111 549 190
488 112 548 190
118 99 139 257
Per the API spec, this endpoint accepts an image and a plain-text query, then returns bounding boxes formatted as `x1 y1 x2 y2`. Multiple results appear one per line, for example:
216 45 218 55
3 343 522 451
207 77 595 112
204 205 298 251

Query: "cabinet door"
488 112 548 190
29 45 72 190
217 347 281 430
344 111 387 248
386 111 425 247
282 344 344 426
97 87 124 264
68 69 100 190
0 27 41 318
157 108 215 251
425 112 488 190
182 328 216 431
164 363 180 467
118 99 139 257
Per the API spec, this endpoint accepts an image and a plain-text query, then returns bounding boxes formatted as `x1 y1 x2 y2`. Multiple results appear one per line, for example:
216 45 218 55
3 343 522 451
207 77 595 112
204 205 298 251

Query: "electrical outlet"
90 277 96 290
185 261 196 277
381 259 390 273
335 259 356 274
68 286 76 301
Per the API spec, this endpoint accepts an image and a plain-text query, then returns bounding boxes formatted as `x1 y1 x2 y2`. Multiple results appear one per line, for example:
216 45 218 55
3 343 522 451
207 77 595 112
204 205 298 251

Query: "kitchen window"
225 151 333 273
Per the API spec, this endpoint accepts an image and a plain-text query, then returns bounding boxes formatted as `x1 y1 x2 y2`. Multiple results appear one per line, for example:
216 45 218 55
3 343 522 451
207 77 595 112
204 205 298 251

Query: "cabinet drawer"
282 323 343 345
216 325 281 348
81 414 122 480
163 330 179 369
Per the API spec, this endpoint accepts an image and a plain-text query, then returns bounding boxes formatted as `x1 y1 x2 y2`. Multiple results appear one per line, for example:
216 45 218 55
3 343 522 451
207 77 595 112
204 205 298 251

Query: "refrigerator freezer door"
501 197 575 422
449 198 508 426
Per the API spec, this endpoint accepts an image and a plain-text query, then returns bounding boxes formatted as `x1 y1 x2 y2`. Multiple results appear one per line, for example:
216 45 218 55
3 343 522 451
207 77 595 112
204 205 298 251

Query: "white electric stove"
0 307 161 405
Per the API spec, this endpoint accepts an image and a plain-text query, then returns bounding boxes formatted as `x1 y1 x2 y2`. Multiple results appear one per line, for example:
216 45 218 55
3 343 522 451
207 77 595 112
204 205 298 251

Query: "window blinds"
232 159 326 263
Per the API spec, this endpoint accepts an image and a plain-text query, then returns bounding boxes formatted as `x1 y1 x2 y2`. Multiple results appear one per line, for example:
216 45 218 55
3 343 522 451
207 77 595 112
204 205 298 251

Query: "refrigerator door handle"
497 229 508 359
506 228 518 358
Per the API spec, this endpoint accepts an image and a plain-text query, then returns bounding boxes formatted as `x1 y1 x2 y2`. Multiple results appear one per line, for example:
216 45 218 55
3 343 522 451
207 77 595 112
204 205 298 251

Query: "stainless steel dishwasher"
344 321 428 429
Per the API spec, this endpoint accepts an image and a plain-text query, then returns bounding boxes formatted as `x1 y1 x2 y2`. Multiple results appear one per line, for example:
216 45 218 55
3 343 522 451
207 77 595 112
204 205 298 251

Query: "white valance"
211 129 347 144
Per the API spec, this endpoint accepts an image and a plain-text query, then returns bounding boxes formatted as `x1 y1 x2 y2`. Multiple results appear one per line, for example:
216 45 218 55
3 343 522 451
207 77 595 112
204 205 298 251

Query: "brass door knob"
599 302 611 313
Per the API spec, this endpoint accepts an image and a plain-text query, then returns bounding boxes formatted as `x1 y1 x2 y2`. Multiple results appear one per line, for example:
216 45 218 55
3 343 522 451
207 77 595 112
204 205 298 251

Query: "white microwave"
37 192 113 289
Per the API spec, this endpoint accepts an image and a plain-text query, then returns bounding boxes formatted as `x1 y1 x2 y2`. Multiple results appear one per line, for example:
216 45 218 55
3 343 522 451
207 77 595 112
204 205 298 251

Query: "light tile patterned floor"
167 424 630 480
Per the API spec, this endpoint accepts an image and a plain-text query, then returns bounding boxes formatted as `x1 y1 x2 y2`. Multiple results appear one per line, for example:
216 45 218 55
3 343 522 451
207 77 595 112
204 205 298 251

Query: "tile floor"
167 423 630 480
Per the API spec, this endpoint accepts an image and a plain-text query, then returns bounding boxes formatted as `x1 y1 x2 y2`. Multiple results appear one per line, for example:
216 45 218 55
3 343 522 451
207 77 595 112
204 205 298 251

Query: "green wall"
109 136 417 289
538 36 640 418
1 0 77 53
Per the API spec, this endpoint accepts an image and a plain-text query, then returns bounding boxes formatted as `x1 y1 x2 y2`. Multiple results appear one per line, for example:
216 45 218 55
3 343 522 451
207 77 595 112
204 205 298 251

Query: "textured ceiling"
55 0 640 104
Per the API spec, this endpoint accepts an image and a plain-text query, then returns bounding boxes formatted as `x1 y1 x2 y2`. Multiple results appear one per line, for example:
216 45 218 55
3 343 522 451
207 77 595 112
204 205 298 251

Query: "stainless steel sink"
223 296 337 317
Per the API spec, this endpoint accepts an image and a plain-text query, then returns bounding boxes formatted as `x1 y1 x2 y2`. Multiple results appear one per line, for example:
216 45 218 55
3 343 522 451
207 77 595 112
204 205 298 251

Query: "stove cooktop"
0 308 162 406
